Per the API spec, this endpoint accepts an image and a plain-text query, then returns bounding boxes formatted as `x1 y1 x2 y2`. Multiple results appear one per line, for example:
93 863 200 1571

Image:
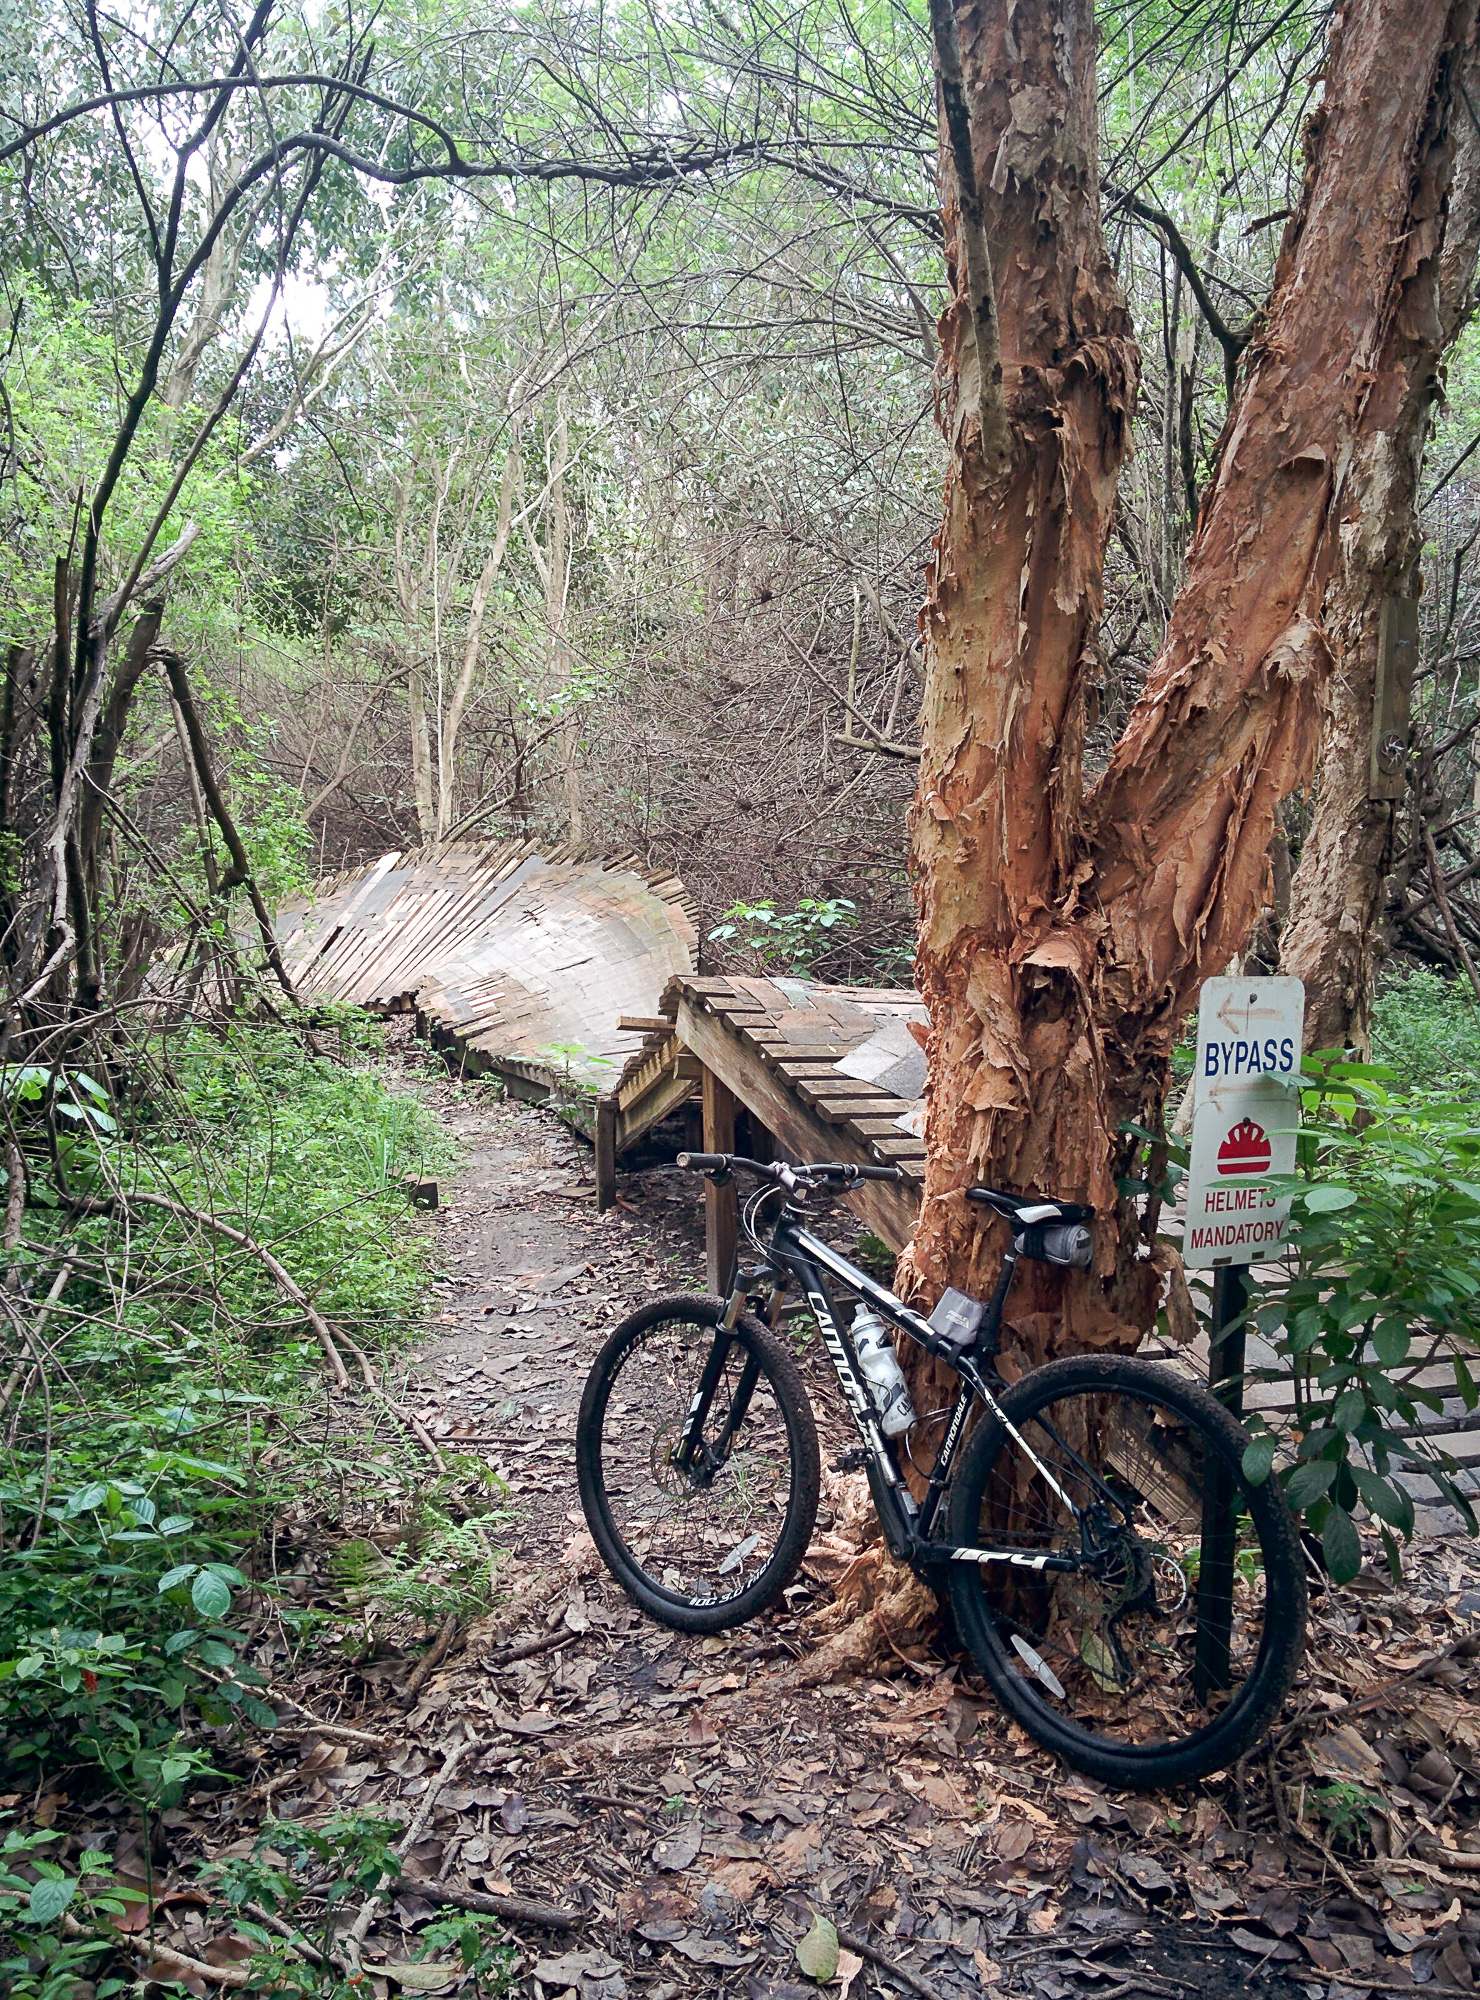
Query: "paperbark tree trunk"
903 0 1477 1374
1281 37 1480 1052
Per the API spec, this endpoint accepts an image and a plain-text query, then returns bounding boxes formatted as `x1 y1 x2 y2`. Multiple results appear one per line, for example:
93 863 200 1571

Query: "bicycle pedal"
831 1448 870 1473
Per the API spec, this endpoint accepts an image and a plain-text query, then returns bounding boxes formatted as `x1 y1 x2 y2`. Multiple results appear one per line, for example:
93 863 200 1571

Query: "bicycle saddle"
966 1184 1094 1225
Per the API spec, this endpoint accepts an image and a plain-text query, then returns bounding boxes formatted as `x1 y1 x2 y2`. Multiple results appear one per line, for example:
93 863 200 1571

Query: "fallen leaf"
652 1827 701 1872
1307 1725 1384 1783
377 1963 462 1993
837 1948 866 1998
1120 1853 1174 1894
668 1936 756 1967
796 1913 839 1984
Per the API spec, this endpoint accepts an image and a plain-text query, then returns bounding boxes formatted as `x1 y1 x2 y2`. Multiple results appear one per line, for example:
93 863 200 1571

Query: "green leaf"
1456 1356 1478 1412
157 1565 198 1594
1332 1389 1367 1434
1241 1436 1277 1485
202 1563 248 1588
1322 1505 1363 1585
28 1878 75 1924
1303 1185 1358 1212
796 1913 840 1984
191 1571 232 1619
1372 1317 1410 1366
1350 1466 1414 1535
1285 1459 1338 1510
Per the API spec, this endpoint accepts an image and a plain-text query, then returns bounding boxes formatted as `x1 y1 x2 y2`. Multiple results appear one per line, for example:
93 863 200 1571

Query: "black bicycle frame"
728 1201 1091 1578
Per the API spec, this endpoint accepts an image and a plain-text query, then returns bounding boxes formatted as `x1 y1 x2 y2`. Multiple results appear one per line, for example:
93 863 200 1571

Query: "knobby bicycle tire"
945 1353 1307 1787
576 1294 821 1633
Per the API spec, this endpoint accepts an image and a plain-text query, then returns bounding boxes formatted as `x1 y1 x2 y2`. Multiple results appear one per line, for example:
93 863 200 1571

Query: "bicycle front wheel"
576 1295 820 1633
946 1354 1306 1786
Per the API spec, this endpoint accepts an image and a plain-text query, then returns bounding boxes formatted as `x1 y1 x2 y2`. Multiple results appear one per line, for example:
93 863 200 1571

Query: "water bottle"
851 1306 916 1437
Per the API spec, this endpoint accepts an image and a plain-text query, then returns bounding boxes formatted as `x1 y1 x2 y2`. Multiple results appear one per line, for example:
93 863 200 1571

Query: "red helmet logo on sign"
1217 1117 1271 1176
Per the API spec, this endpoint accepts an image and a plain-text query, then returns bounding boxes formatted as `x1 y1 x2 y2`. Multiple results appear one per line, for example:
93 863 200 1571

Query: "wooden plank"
702 1066 739 1295
1371 596 1418 801
617 1016 674 1033
595 1096 617 1212
677 999 919 1250
615 1067 695 1153
793 1076 907 1115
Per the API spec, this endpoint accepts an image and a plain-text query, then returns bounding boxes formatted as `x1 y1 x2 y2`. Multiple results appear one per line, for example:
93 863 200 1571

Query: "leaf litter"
20 1069 1480 2000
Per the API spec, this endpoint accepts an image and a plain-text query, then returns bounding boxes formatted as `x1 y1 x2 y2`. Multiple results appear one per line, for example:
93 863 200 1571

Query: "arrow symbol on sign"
1215 994 1288 1034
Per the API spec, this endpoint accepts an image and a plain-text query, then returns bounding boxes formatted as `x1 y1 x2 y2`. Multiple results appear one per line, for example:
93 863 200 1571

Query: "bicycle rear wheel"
946 1354 1306 1786
576 1295 820 1633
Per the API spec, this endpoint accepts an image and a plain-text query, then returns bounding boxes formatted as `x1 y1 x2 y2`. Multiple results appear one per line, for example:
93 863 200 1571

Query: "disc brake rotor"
650 1420 697 1497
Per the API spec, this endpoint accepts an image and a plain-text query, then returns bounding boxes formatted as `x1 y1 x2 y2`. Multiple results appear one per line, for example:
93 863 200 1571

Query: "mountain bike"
575 1154 1307 1786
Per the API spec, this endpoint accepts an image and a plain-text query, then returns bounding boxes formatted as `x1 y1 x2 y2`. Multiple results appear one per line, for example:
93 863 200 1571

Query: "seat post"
977 1244 1020 1354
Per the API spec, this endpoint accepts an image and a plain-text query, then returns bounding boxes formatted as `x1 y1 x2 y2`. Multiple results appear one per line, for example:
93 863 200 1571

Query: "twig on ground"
1270 1632 1480 1752
391 1878 581 1932
834 1923 946 2000
399 1614 462 1705
490 1626 573 1667
246 1901 327 1965
137 1944 251 1988
343 1736 477 1965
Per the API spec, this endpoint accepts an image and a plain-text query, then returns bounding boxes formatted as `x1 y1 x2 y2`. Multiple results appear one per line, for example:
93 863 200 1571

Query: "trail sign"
1182 975 1305 1270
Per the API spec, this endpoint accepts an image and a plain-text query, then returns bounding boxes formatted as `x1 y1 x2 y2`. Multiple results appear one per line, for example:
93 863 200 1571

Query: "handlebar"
677 1152 904 1189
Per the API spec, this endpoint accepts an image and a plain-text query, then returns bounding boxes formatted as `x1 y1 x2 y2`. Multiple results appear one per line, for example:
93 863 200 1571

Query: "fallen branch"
139 1944 252 1989
490 1626 574 1668
833 1924 945 2000
124 1190 356 1389
343 1737 477 1965
1270 1632 1480 1752
399 1613 461 1705
1414 1841 1480 1872
391 1879 581 1932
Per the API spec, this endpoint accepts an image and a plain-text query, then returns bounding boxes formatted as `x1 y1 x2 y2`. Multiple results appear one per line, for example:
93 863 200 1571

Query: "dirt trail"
341 1081 1336 2000
143 1070 1479 2000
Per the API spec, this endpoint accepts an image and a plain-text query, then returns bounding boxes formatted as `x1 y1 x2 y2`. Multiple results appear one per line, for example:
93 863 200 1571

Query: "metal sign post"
1183 975 1304 1701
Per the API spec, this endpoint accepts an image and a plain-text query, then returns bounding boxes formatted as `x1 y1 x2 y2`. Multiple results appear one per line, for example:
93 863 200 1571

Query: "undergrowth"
0 1013 457 1799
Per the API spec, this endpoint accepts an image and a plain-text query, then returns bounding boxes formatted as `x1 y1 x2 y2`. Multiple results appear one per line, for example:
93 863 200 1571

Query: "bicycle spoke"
597 1315 795 1604
965 1382 1271 1745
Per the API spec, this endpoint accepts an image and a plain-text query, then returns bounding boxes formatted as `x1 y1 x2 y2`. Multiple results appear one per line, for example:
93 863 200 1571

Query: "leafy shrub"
1371 965 1480 1091
1240 1055 1480 1580
0 1018 452 1788
0 1823 144 2000
708 897 856 974
207 1815 515 1999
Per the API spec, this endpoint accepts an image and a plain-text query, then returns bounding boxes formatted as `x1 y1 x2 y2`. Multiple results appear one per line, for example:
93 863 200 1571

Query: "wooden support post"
702 1065 738 1297
1370 596 1418 800
595 1095 617 1213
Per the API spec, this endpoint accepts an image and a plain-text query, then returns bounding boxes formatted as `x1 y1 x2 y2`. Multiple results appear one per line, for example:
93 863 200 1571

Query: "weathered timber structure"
275 840 698 1093
604 973 928 1290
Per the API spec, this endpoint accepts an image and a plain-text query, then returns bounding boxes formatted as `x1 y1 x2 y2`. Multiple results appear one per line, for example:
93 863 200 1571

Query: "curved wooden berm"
275 839 699 1092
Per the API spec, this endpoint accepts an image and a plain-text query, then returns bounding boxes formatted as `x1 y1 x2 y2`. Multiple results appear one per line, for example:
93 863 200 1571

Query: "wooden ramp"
602 971 929 1287
275 840 698 1093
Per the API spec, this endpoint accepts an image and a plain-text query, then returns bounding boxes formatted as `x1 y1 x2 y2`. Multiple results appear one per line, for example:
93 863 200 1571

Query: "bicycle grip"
678 1152 729 1171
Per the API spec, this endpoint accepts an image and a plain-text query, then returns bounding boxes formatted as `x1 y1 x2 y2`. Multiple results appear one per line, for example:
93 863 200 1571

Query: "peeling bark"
904 0 1479 1373
1282 28 1480 1051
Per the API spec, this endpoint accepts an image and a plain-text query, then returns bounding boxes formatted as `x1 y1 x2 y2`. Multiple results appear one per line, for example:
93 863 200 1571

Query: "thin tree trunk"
903 0 1477 1376
436 445 518 840
1281 32 1480 1051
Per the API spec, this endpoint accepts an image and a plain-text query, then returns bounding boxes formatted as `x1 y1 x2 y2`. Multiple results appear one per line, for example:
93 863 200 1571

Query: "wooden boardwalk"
275 840 698 1092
